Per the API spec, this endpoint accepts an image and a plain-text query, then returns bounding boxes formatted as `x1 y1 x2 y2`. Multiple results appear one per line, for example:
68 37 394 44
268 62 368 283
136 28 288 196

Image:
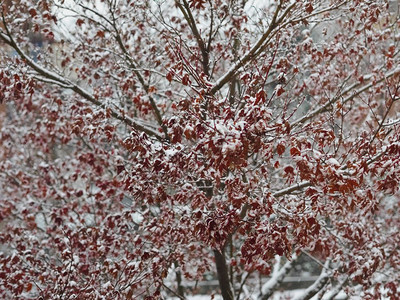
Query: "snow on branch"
293 260 331 300
272 181 311 197
259 254 298 300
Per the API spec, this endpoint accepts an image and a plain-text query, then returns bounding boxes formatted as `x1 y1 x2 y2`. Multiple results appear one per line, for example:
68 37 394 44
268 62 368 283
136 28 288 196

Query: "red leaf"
166 71 173 82
284 166 294 174
80 264 90 276
189 0 206 9
182 74 190 85
307 217 316 226
28 8 37 18
290 147 301 156
96 30 105 38
15 82 22 91
76 19 85 26
142 252 150 260
276 85 285 96
277 143 285 156
25 282 33 292
305 3 313 14
255 89 266 104
116 165 125 174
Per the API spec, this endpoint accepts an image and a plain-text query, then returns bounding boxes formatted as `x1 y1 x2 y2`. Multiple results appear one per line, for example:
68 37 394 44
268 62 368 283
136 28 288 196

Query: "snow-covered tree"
1 0 400 299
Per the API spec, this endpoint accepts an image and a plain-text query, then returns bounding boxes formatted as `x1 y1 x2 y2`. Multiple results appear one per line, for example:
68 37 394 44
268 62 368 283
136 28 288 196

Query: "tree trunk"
214 249 234 300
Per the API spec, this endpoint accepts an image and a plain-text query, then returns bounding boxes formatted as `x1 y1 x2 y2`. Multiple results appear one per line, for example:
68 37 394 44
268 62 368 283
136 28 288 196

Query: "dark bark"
214 249 234 300
174 261 185 298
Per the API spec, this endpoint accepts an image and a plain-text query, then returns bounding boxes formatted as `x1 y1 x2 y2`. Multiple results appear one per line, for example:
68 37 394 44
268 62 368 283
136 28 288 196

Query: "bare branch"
175 0 210 76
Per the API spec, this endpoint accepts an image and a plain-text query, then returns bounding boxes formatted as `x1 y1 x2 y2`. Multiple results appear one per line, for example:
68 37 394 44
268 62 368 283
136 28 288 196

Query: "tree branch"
292 260 331 300
236 271 251 300
108 8 170 141
174 261 185 299
175 0 210 76
272 181 311 197
259 254 298 300
214 249 234 300
270 137 395 198
324 276 348 300
209 0 354 96
291 69 400 128
0 15 163 141
210 1 296 95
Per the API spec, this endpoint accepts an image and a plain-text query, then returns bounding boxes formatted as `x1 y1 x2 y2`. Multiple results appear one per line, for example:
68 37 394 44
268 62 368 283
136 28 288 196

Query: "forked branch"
210 1 296 95
175 0 210 76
